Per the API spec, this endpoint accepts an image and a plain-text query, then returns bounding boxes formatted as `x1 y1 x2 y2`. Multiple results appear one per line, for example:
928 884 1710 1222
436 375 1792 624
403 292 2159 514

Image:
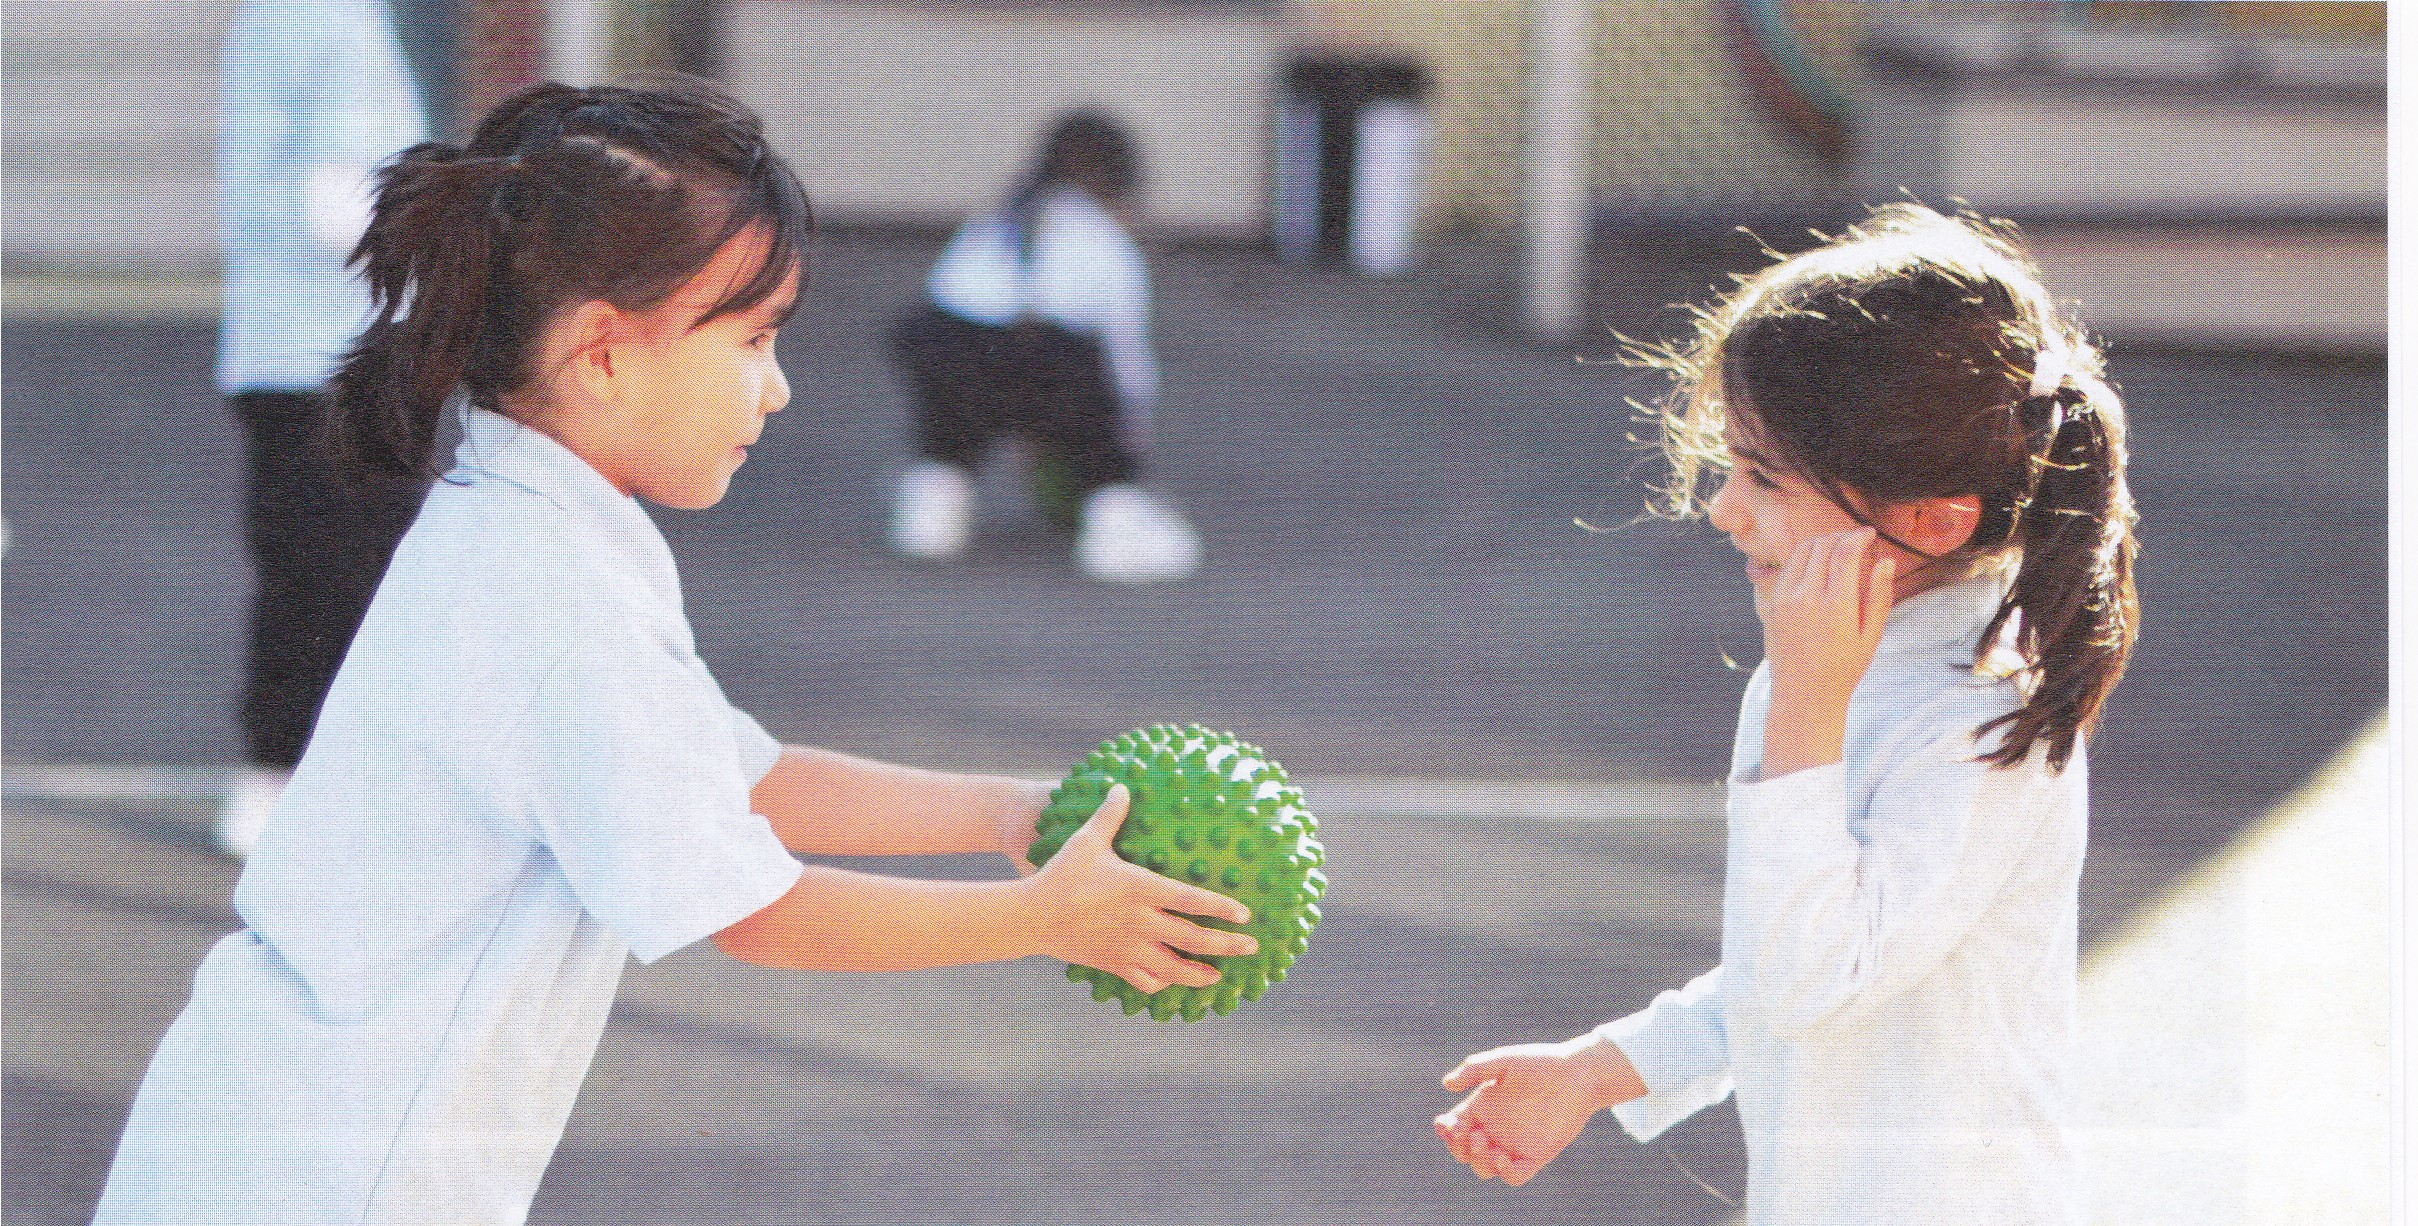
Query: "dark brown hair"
1004 108 1141 258
329 76 812 478
1639 203 2139 771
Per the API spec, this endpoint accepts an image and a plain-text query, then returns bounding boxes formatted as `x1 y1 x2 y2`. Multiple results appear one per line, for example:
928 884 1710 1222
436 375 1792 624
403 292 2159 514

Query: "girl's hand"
1022 785 1257 995
1433 1035 1645 1187
1760 526 1894 778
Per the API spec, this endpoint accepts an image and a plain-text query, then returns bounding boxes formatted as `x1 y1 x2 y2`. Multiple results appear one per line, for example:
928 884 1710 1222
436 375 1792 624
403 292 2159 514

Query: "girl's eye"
750 332 776 350
1746 467 1781 490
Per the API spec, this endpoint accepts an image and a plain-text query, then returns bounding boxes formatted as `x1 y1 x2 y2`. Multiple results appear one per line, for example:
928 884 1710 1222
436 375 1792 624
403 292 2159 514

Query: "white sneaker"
1075 484 1202 583
215 766 290 860
889 462 975 560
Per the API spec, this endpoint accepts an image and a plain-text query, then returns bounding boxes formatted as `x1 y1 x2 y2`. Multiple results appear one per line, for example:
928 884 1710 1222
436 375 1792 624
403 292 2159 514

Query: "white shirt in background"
925 188 1161 420
95 408 805 1225
216 0 428 394
1599 575 2088 1225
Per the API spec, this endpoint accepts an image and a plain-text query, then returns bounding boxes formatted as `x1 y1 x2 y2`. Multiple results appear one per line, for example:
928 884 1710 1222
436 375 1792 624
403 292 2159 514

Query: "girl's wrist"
1761 687 1848 779
1000 871 1063 960
985 775 1051 863
1572 1031 1648 1111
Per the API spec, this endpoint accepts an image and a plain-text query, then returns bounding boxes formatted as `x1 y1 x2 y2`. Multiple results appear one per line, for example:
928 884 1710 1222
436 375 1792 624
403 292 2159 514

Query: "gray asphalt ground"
2 228 2388 1223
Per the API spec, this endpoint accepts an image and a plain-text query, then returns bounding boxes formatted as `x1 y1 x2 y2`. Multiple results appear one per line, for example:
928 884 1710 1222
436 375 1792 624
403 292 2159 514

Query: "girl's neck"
1890 553 1985 605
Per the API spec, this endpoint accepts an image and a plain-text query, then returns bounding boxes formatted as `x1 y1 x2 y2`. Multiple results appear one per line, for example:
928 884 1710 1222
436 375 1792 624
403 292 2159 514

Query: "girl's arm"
714 784 1258 989
747 745 1047 868
1738 529 2076 1036
1759 527 1894 779
1724 727 2071 1037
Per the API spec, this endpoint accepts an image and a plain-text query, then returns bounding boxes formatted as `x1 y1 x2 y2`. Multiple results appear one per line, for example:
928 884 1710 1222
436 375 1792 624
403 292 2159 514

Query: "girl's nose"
762 362 790 416
1707 473 1745 534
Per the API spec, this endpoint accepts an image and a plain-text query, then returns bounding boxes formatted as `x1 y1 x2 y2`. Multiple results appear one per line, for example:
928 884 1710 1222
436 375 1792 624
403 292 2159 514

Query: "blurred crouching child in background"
886 109 1202 583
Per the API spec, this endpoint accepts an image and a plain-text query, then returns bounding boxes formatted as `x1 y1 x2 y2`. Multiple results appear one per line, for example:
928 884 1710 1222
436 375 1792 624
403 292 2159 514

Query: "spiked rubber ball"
1026 724 1326 1021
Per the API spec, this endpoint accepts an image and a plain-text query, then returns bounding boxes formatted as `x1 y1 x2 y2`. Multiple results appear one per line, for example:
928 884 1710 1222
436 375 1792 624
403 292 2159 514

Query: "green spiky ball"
1026 724 1326 1021
1028 451 1085 533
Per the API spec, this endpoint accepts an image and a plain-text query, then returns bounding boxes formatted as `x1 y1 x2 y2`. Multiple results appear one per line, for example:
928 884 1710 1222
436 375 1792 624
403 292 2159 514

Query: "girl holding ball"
96 79 1252 1224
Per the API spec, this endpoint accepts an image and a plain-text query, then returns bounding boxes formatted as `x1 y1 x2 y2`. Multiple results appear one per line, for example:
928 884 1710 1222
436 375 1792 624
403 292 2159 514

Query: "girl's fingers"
1464 1128 1499 1179
1828 527 1870 595
1441 1054 1500 1093
1153 912 1257 959
1120 967 1167 995
1434 1114 1472 1164
1152 876 1252 928
1472 1127 1521 1181
1864 554 1896 634
1076 785 1131 843
1819 528 1870 605
1776 535 1818 593
1136 945 1224 989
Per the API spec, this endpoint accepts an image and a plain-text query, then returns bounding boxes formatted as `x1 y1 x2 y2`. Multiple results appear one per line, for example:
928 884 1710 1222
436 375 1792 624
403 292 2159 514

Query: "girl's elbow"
1753 961 1873 1039
1765 996 1846 1040
710 917 773 967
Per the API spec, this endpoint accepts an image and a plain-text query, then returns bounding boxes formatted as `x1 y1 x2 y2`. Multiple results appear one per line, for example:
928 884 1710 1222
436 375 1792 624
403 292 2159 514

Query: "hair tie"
2029 346 2070 400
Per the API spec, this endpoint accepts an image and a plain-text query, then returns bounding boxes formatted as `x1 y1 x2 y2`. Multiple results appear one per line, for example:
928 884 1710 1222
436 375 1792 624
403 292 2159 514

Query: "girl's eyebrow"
1729 442 1783 471
757 292 802 330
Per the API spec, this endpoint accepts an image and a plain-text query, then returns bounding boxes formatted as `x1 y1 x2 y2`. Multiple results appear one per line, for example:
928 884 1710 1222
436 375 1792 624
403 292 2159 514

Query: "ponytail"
1974 372 2140 770
328 144 518 478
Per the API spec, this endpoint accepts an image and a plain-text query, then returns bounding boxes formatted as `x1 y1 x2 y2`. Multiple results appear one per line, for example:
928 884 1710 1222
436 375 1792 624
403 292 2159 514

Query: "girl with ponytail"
1437 203 2138 1223
97 80 1255 1224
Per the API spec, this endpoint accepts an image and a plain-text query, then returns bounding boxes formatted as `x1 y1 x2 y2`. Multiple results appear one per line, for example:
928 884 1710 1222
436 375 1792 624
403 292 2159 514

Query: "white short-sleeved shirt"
1597 575 2089 1225
925 188 1160 415
95 408 805 1224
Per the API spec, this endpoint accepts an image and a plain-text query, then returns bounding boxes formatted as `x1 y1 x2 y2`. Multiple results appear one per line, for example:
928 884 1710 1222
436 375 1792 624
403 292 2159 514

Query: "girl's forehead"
1718 401 1772 455
661 231 801 327
677 230 787 302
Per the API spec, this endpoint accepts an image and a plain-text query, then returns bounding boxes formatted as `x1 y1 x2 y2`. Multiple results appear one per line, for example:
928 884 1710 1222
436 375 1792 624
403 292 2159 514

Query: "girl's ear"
559 299 627 401
1906 495 1983 557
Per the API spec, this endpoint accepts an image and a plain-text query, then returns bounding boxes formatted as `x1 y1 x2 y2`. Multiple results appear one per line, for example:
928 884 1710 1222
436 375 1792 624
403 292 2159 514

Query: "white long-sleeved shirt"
1598 575 2088 1225
925 187 1159 420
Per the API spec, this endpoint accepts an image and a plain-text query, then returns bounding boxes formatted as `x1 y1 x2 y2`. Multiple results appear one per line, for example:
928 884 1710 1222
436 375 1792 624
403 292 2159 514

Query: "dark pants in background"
887 305 1139 494
231 391 428 768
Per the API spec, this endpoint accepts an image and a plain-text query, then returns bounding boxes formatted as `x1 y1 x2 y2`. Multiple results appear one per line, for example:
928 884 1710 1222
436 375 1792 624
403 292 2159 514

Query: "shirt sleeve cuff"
626 836 801 965
1591 987 1733 1143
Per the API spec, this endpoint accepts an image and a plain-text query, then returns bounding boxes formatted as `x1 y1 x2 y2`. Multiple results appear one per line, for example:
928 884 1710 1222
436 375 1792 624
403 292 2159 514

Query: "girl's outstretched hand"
1760 526 1894 778
1433 1036 1645 1187
1023 785 1257 996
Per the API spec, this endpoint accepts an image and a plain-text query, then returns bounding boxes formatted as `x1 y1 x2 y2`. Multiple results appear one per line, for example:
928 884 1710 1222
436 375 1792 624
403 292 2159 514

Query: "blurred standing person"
215 0 430 858
887 109 1202 582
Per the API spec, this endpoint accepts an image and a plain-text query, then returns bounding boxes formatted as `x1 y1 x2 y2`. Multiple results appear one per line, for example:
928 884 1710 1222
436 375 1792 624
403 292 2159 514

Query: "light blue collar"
449 406 634 516
1877 571 2014 665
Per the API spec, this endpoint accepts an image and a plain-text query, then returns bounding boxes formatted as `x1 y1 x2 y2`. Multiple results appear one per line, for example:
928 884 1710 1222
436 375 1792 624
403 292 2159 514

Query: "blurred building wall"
721 1 1283 234
4 0 239 277
1288 0 1861 231
3 0 2385 346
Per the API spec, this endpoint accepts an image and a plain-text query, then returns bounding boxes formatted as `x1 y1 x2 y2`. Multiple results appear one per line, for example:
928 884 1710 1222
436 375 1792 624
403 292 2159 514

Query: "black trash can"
1272 53 1431 274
